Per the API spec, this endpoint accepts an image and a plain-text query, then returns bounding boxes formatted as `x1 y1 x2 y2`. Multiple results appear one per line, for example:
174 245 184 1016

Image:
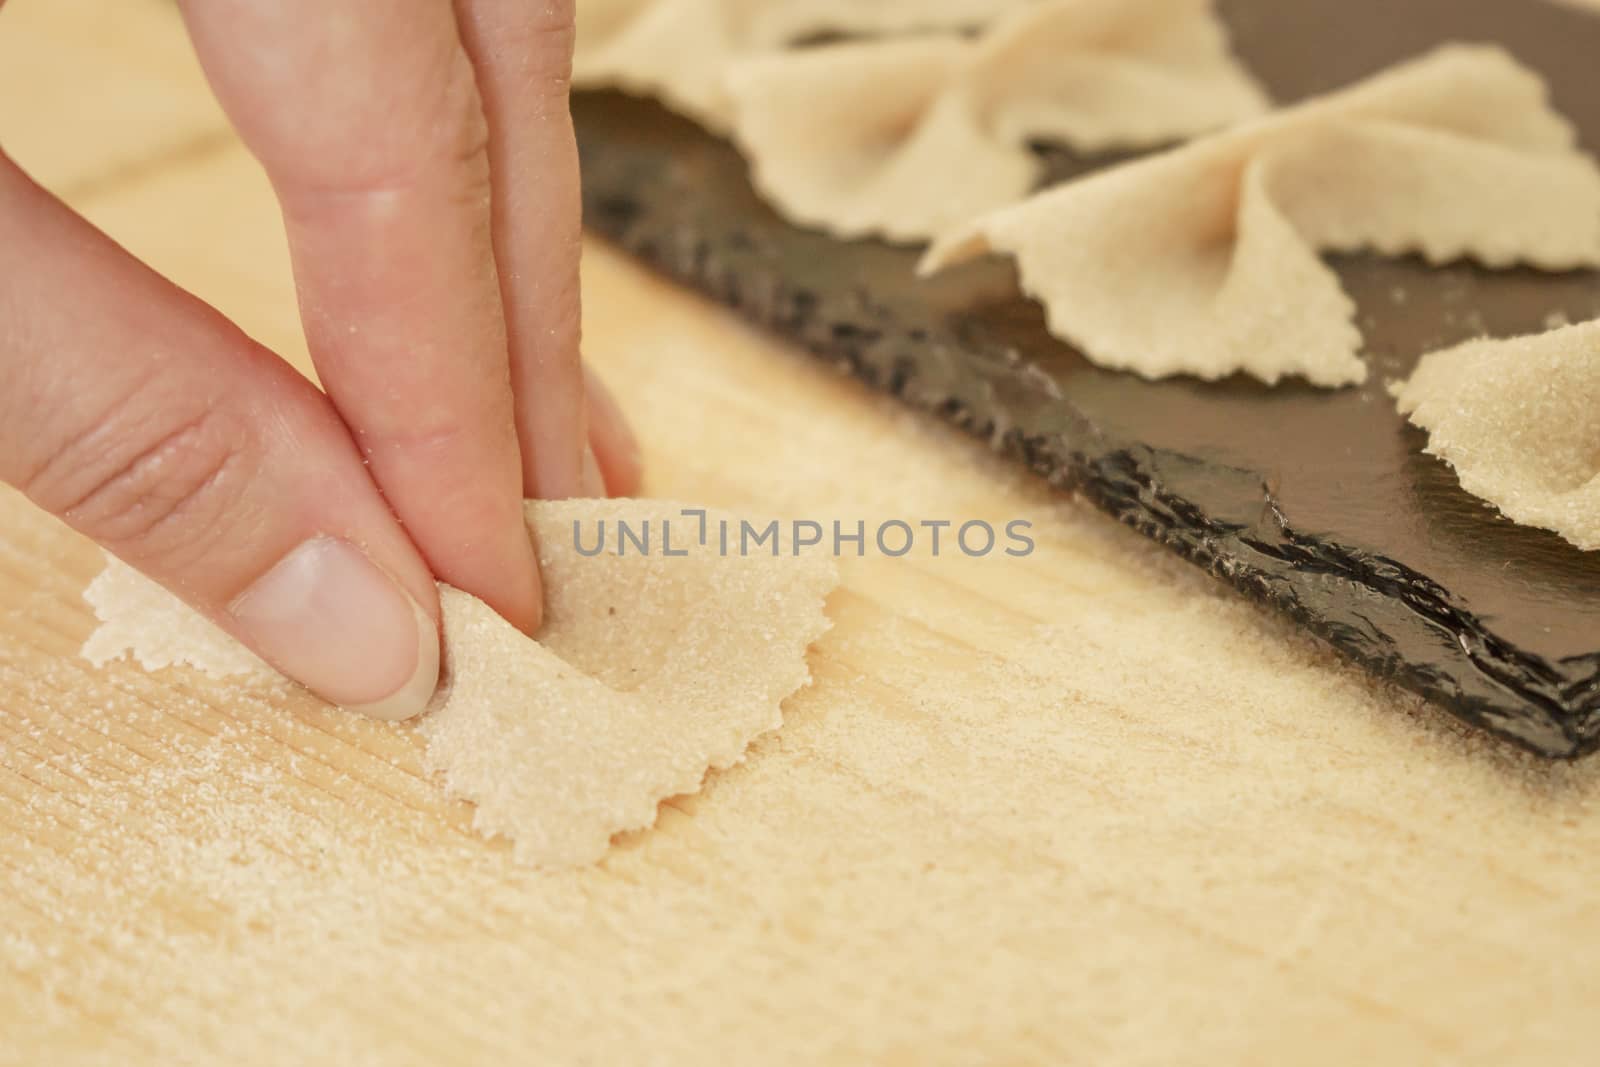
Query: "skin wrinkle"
42 411 222 522
82 440 249 580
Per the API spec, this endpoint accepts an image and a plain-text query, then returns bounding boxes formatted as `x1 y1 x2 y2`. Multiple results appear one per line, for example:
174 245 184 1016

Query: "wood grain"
3 1 1600 1064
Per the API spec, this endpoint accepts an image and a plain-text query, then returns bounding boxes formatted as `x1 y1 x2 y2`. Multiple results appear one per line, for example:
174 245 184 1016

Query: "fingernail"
229 537 440 722
580 443 606 498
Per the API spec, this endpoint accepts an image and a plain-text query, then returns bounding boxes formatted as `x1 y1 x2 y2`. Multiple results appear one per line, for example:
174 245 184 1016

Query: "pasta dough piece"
727 0 1269 242
573 0 1037 132
81 499 839 867
575 0 740 131
923 45 1600 388
82 561 276 679
423 500 838 867
1395 319 1600 551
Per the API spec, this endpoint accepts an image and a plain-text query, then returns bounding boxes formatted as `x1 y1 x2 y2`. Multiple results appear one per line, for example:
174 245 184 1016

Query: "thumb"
0 153 441 721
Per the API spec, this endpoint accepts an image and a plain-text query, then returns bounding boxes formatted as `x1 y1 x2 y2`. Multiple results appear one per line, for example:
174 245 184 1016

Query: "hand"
0 0 640 721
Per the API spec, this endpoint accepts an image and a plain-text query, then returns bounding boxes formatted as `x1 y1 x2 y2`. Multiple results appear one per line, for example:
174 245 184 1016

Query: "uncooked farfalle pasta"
923 45 1600 388
573 0 1038 132
726 0 1269 242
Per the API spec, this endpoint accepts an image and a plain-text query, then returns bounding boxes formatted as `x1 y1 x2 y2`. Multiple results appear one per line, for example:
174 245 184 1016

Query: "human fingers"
178 0 544 631
453 0 625 500
0 154 440 720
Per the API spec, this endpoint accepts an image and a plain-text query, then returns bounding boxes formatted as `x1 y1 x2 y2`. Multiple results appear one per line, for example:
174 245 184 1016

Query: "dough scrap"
423 500 838 867
923 44 1600 388
727 0 1269 242
573 0 1037 132
1395 318 1600 551
80 499 839 867
82 562 276 680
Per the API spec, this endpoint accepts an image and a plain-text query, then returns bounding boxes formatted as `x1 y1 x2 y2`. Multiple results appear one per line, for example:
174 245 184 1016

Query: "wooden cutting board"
3 1 1600 1063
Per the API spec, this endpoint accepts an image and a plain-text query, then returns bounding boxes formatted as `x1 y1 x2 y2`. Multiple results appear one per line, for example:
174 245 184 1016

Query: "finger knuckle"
491 0 576 49
518 11 578 98
26 396 255 572
282 48 492 200
370 410 476 460
473 0 576 99
427 55 495 177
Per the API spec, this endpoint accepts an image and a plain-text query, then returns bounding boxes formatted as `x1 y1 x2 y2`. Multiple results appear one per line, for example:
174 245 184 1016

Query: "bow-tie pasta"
727 0 1268 242
923 46 1600 387
574 0 1038 132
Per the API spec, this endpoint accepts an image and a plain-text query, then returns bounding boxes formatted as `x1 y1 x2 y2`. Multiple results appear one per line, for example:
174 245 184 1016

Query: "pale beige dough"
573 0 1037 132
80 499 839 867
1395 318 1600 551
923 45 1600 388
727 0 1269 242
423 500 838 867
574 0 741 132
82 560 277 680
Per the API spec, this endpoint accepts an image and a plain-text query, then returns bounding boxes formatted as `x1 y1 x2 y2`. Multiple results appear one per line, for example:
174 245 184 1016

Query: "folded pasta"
573 0 1036 132
726 0 1268 242
422 500 839 867
923 45 1600 388
82 500 841 868
1395 319 1600 551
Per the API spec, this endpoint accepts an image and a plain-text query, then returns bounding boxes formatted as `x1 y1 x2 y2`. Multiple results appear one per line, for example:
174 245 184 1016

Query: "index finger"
177 0 544 631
